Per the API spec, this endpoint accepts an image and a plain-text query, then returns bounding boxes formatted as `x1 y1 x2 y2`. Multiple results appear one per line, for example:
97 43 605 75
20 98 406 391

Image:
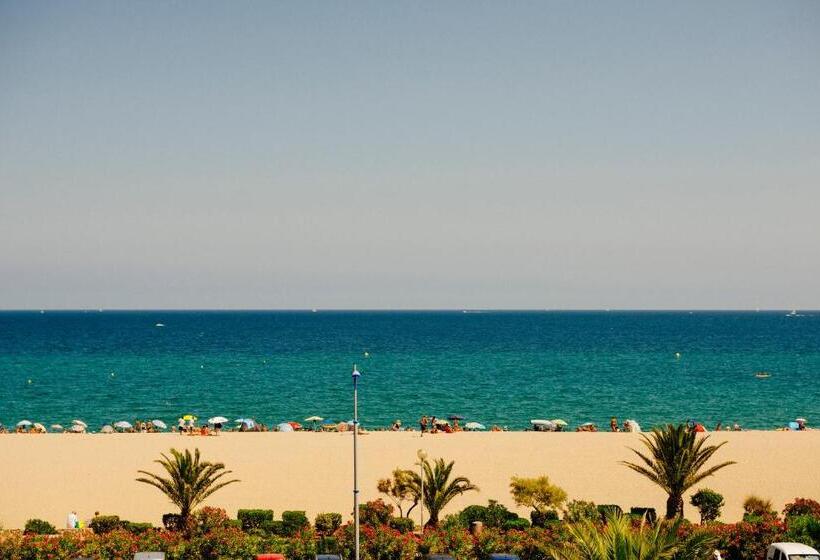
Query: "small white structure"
766 543 820 560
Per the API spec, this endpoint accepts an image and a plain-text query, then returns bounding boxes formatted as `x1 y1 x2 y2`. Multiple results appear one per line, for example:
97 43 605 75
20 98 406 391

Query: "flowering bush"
784 498 820 519
419 526 472 560
709 519 787 560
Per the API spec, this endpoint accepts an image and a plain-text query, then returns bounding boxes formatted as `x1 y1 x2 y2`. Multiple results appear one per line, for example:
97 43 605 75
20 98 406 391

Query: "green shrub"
596 504 623 520
459 504 488 526
743 495 776 520
503 518 531 530
315 512 343 535
24 518 57 535
266 520 287 535
238 509 274 531
162 513 184 531
690 488 724 523
458 500 518 529
358 499 394 527
530 510 558 528
89 515 123 534
564 500 598 523
629 507 657 525
282 511 309 535
784 498 820 519
317 535 340 554
785 515 820 548
389 516 416 533
125 522 153 534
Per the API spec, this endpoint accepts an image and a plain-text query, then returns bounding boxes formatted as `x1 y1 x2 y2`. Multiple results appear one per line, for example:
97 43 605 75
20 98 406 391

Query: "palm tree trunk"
665 495 683 519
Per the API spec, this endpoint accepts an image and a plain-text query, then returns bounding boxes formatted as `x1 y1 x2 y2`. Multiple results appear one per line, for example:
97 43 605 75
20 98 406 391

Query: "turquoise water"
0 311 818 430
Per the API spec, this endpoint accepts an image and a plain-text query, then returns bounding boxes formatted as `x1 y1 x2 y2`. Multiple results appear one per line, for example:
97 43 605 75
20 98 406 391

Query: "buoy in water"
675 352 681 359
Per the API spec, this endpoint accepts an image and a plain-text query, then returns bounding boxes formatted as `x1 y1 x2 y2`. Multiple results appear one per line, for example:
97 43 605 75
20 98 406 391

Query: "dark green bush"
503 517 531 530
315 512 343 535
24 518 57 535
282 511 309 535
690 488 724 523
125 522 153 534
162 513 184 531
265 520 287 536
317 536 340 554
629 507 657 525
530 509 558 528
89 515 122 534
458 500 518 529
238 509 274 532
597 504 623 520
388 516 415 533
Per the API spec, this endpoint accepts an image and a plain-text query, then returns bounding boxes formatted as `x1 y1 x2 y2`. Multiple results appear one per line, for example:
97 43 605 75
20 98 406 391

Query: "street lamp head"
417 449 428 461
352 364 361 378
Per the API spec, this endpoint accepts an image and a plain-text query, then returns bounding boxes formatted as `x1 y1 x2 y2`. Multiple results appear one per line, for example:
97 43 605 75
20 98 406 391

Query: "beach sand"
1 431 818 529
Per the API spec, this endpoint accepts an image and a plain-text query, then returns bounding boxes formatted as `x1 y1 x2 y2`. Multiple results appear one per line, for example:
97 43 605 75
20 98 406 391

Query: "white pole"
352 365 360 560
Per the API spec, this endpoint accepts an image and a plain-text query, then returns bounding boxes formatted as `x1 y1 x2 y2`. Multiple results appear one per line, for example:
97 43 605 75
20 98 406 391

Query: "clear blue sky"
1 1 818 309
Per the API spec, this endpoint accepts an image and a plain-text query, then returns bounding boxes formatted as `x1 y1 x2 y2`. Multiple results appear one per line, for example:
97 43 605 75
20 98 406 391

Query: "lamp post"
352 364 361 560
417 449 427 531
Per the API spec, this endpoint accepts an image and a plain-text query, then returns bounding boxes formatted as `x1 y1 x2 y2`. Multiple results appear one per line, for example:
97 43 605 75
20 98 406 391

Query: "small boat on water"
755 371 771 379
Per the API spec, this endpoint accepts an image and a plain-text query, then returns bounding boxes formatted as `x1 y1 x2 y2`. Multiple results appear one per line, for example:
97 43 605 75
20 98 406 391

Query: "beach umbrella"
289 421 302 430
72 419 88 428
305 416 323 430
33 422 46 432
51 424 65 432
464 422 486 431
182 414 196 421
70 424 85 433
100 425 114 434
16 420 32 427
208 416 229 425
113 421 132 430
151 420 167 430
276 422 294 432
551 419 568 427
796 418 807 423
433 419 450 427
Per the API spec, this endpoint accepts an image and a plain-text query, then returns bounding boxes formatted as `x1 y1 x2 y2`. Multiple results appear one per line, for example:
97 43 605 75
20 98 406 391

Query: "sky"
1 1 818 310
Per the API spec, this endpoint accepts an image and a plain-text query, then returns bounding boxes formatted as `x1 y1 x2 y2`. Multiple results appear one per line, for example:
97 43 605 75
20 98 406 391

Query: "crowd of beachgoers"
0 414 811 435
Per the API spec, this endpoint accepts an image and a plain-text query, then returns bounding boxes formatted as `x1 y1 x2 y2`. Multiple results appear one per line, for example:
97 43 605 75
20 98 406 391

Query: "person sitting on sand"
391 419 401 431
430 416 438 434
733 422 741 431
452 418 462 432
610 417 620 432
491 425 502 432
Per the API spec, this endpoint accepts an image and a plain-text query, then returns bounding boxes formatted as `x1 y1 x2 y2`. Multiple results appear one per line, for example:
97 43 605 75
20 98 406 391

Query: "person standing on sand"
177 418 185 434
610 417 620 432
419 415 428 436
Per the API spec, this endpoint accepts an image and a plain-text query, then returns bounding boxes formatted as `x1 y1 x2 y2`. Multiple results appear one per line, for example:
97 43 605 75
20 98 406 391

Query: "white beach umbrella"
796 418 808 423
51 424 65 431
70 424 85 433
464 422 486 431
151 420 167 429
113 421 132 429
100 425 114 434
305 416 324 422
434 418 450 426
551 419 568 427
16 420 33 427
208 416 229 425
276 422 294 432
72 419 88 428
33 422 46 432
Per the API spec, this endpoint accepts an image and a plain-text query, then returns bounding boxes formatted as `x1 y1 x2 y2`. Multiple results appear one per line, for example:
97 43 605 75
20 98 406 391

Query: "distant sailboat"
755 371 771 379
786 309 800 317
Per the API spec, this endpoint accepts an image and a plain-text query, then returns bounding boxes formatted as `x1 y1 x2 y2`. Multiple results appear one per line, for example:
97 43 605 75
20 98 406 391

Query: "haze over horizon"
1 1 818 310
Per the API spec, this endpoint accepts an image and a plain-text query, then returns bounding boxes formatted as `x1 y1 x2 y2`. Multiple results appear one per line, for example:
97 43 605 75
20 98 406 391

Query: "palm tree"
408 457 478 528
136 448 239 531
550 512 716 560
621 424 735 519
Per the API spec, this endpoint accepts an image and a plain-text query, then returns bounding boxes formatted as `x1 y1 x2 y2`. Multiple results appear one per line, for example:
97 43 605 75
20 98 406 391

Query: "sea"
0 310 818 431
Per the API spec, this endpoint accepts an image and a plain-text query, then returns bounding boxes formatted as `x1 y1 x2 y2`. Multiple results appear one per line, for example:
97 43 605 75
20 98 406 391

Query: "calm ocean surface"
0 311 818 431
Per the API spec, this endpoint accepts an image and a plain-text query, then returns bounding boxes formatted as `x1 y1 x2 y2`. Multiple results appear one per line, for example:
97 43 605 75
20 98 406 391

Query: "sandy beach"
1 431 818 529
